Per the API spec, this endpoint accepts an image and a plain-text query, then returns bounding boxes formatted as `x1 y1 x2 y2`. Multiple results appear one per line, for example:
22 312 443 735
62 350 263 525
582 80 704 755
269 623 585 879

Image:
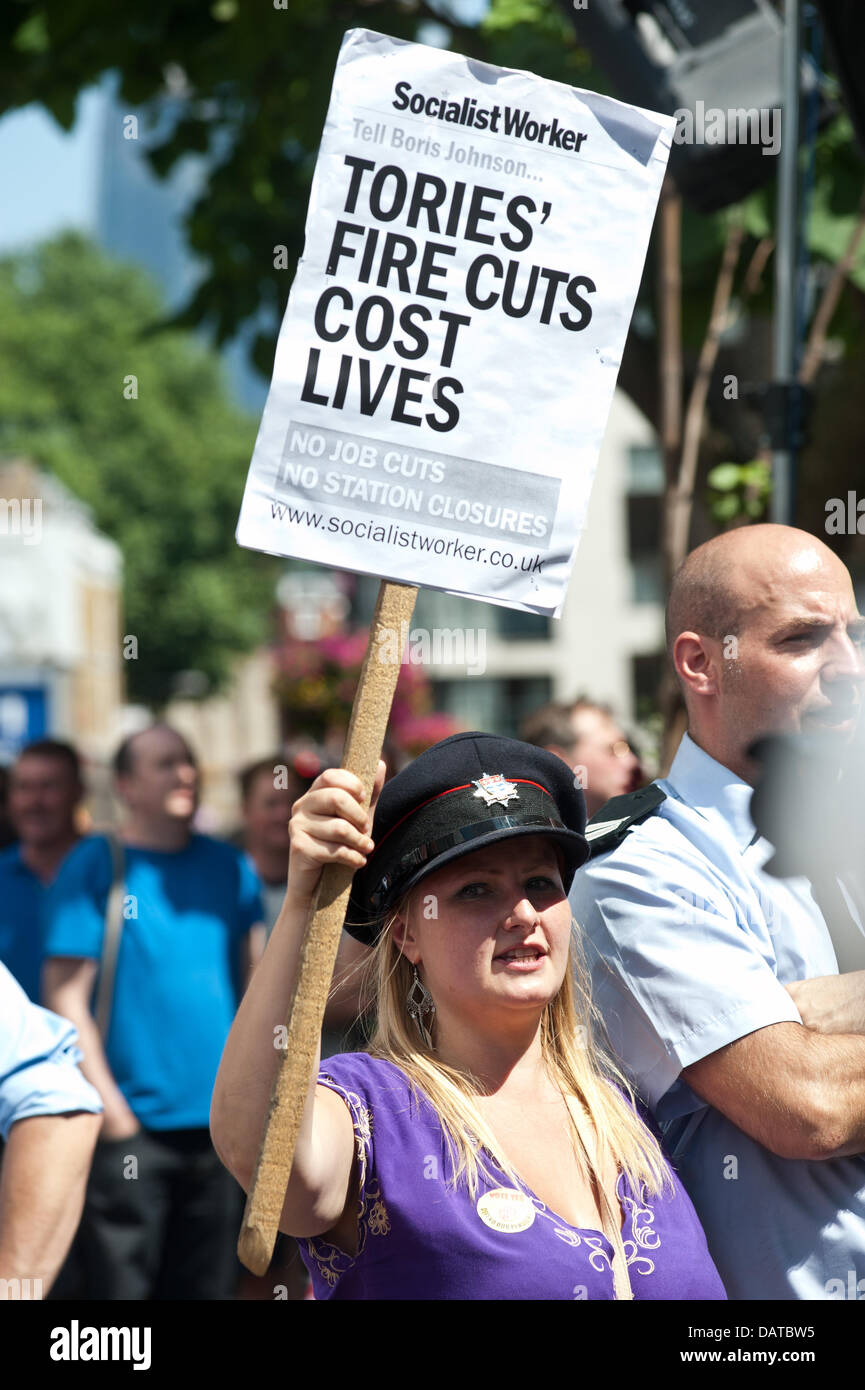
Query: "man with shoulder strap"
43 724 266 1300
570 524 865 1301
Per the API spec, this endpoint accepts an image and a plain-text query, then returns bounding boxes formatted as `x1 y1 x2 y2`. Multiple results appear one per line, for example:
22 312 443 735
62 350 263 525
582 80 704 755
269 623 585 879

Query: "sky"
0 84 107 252
0 3 492 409
0 2 490 255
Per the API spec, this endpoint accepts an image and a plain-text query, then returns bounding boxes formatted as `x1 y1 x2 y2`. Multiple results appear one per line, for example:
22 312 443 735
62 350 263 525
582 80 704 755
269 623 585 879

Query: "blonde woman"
211 733 724 1300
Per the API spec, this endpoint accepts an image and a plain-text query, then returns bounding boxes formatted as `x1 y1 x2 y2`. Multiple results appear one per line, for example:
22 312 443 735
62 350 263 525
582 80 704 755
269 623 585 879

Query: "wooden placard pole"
237 578 418 1275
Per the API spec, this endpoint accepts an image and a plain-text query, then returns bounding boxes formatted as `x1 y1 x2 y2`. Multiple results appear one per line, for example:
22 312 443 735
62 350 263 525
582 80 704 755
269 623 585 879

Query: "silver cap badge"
471 773 520 807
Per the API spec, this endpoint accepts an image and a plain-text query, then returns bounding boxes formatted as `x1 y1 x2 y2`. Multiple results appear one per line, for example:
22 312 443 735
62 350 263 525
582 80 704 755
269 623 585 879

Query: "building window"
493 608 550 640
632 652 667 724
432 676 552 740
627 446 664 605
627 445 665 494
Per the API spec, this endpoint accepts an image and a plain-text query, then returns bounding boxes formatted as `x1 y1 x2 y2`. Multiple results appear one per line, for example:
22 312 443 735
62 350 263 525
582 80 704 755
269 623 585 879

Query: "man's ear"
392 904 421 965
674 631 721 699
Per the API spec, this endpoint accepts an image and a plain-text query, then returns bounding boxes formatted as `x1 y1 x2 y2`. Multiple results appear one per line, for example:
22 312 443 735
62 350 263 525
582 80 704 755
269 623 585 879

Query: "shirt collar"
5 844 49 883
665 732 759 852
10 845 31 873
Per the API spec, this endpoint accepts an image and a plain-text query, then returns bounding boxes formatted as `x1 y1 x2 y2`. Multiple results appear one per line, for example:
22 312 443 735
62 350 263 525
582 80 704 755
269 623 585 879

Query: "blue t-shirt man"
0 845 45 1002
43 833 264 1131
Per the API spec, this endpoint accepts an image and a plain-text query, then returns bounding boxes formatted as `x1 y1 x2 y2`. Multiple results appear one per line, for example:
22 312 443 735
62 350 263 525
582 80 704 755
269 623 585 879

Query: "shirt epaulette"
585 784 667 858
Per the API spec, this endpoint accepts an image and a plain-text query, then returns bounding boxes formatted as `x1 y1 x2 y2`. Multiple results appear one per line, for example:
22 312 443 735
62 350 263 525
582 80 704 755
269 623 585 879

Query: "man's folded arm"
574 848 865 1159
682 1022 865 1161
786 970 865 1036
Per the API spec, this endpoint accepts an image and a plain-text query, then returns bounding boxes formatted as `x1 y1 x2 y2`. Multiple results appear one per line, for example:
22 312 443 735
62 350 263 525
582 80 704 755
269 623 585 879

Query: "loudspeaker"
560 0 832 212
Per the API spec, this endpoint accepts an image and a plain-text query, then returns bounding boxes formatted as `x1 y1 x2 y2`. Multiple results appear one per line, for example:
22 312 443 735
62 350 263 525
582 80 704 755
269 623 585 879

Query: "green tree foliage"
0 234 278 706
0 1 606 375
3 1 862 380
1 1 483 375
707 460 771 524
2 0 864 542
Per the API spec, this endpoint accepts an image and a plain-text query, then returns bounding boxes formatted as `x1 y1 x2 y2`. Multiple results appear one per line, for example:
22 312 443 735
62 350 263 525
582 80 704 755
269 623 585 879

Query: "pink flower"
396 712 463 757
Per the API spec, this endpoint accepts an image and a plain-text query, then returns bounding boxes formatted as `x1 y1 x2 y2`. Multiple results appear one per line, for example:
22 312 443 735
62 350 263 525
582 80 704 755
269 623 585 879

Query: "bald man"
570 524 865 1300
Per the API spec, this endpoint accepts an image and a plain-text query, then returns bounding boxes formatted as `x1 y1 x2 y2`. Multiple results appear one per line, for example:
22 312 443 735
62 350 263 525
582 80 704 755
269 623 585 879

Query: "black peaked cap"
346 731 588 944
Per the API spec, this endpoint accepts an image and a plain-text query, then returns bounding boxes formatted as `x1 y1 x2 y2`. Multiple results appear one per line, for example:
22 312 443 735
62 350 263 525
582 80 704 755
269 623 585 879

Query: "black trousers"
51 1127 244 1301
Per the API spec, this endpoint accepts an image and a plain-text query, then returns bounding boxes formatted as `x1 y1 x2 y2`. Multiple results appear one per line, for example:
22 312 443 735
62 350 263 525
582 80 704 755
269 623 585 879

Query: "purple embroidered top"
299 1054 726 1301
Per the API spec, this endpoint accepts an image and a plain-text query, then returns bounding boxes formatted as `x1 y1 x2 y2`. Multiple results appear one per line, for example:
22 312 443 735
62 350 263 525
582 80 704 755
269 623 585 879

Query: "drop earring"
406 965 436 1047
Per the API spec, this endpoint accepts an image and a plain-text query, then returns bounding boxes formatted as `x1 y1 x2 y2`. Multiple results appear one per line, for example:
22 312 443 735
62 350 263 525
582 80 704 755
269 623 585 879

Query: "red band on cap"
371 779 553 860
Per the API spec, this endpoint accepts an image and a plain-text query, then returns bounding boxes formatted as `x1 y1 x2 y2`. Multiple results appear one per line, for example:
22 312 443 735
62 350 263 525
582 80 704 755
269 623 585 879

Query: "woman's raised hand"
287 758 387 902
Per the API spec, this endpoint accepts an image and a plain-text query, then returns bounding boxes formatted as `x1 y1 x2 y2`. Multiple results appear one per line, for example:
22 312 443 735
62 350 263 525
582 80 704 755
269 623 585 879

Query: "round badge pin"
476 1187 536 1234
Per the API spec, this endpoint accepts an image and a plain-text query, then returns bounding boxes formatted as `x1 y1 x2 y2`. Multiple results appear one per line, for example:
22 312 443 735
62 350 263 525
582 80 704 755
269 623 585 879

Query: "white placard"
237 28 674 616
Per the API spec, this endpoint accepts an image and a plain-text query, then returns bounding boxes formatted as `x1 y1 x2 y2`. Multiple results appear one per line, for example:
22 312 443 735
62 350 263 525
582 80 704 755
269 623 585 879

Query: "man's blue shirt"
0 845 45 1002
0 961 102 1140
570 732 865 1300
42 833 263 1131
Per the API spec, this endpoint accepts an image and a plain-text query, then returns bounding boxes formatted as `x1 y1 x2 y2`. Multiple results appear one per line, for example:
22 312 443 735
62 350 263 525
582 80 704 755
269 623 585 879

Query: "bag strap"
586 783 666 858
599 1181 634 1301
565 1091 634 1301
94 833 126 1042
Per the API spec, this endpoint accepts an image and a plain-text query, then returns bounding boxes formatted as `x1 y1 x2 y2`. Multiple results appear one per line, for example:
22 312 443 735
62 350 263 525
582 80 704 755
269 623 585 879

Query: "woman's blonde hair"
349 894 673 1205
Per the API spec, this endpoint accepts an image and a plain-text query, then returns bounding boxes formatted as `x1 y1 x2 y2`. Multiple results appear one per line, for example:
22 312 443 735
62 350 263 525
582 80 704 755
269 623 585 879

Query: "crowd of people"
0 727 362 1299
2 522 864 1301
